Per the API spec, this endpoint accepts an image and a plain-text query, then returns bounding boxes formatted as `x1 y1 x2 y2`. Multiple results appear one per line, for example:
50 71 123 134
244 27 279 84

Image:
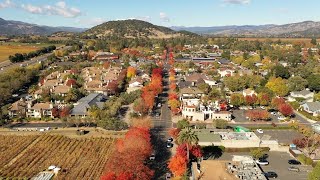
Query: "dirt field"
0 128 119 179
194 161 236 180
0 43 60 63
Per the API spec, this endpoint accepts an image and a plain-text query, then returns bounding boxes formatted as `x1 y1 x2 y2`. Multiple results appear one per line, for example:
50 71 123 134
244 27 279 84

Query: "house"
8 99 27 118
92 52 119 61
301 102 320 116
182 104 231 121
180 87 205 100
51 85 70 97
288 89 314 102
218 58 231 65
243 89 256 97
127 77 144 93
185 73 217 87
218 68 234 77
70 93 107 117
26 102 53 118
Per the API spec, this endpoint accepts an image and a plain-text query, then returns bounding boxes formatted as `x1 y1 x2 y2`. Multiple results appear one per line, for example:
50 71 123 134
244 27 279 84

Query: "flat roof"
196 131 221 143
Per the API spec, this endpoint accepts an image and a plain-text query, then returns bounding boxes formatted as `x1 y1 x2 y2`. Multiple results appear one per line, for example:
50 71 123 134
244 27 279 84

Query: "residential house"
92 52 119 61
301 102 320 116
218 58 231 65
127 77 144 93
243 89 256 97
218 68 235 77
185 73 217 87
26 102 54 118
70 93 107 117
8 99 27 118
288 89 314 102
180 87 205 101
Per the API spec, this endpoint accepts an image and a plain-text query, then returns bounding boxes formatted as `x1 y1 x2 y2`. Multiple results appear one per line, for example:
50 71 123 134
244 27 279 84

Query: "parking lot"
232 109 279 122
217 152 311 180
255 129 304 145
260 152 312 180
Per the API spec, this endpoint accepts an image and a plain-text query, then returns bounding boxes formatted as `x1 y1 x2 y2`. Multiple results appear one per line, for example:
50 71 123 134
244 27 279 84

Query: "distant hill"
0 17 86 36
171 21 320 37
83 19 199 39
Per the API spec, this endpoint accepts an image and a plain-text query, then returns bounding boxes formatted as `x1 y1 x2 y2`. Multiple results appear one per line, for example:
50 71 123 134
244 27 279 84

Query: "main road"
150 57 174 179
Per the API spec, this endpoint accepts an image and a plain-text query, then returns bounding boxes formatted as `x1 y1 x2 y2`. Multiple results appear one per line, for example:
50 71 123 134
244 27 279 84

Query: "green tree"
288 76 308 92
311 38 317 46
214 119 228 129
250 148 266 159
273 65 290 79
177 119 190 129
177 127 199 161
221 50 231 59
307 74 320 92
308 162 320 180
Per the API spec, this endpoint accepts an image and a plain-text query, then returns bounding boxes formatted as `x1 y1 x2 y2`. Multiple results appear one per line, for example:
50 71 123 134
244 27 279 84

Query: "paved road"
150 55 174 179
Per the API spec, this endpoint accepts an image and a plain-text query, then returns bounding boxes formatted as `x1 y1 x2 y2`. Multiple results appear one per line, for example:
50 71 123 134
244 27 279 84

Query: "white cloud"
128 16 151 22
0 0 13 9
160 12 170 22
77 17 106 26
21 1 81 18
222 0 251 5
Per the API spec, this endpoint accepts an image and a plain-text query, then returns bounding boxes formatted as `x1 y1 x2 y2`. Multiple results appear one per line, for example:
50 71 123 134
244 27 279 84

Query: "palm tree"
177 127 199 161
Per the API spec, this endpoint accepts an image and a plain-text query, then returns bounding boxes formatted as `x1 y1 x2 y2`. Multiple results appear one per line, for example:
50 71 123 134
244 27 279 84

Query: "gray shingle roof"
71 93 107 116
304 102 320 112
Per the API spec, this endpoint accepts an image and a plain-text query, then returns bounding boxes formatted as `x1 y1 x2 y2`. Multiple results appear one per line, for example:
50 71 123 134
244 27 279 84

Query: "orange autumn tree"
127 66 136 78
168 154 187 177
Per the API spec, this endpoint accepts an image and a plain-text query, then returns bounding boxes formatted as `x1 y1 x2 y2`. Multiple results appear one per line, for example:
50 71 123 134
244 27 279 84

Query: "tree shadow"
202 146 224 160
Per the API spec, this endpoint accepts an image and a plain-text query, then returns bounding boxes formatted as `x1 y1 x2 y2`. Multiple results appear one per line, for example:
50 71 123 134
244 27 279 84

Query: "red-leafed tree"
271 97 286 109
191 145 203 158
279 103 294 117
51 107 60 118
169 83 177 91
59 107 70 118
292 137 308 148
66 79 77 87
245 95 258 106
169 128 181 139
246 110 270 121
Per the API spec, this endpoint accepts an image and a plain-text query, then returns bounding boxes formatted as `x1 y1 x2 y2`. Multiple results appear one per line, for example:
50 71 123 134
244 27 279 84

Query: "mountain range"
0 18 86 36
1 17 320 38
171 21 320 37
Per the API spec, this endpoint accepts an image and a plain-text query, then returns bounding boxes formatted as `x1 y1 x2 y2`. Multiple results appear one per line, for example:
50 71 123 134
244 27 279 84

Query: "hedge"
224 147 270 153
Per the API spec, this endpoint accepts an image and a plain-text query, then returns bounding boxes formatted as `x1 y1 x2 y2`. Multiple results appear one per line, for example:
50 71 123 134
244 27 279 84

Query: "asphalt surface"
150 60 174 179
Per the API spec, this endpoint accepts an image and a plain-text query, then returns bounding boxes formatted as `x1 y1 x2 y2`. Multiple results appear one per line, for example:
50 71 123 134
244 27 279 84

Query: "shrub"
297 154 313 165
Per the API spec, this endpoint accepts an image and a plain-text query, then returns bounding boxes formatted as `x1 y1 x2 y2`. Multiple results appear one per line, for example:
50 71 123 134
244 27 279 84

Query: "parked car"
264 171 278 178
288 166 300 172
157 103 161 108
167 137 173 142
149 153 155 160
278 116 286 120
155 113 160 117
165 173 171 180
12 94 19 97
271 112 277 115
256 129 264 134
288 160 301 165
256 159 269 165
166 142 173 148
260 106 266 110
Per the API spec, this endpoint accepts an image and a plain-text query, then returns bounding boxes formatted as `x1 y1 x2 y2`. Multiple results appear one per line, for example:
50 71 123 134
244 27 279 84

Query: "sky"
0 0 319 28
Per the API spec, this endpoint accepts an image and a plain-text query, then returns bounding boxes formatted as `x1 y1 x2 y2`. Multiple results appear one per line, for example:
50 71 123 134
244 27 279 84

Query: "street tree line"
9 45 56 63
